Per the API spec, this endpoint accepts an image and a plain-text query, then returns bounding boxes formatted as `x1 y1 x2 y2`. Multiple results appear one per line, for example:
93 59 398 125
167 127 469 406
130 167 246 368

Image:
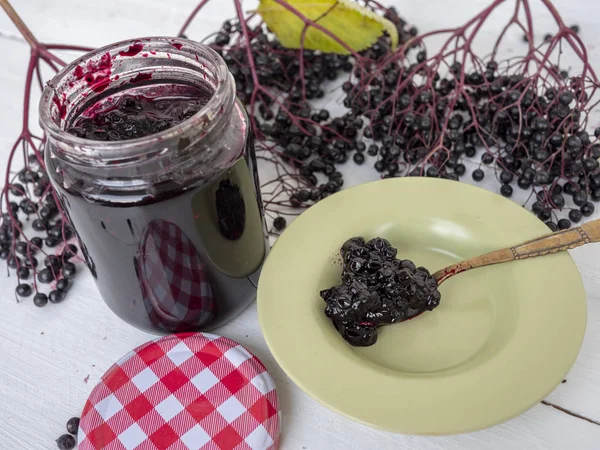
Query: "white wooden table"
2 0 600 448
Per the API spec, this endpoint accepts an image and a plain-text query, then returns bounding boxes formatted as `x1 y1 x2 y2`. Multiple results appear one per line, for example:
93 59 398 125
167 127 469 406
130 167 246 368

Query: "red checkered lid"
78 333 281 450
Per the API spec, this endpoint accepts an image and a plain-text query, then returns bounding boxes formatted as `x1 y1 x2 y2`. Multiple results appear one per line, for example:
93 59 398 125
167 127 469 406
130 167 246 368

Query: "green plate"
257 178 586 435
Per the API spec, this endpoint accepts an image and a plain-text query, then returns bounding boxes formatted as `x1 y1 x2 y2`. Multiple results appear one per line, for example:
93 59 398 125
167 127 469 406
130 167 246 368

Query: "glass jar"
39 37 268 334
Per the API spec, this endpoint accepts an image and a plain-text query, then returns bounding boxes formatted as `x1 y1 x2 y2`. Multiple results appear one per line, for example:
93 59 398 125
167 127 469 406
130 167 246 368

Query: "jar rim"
39 36 232 161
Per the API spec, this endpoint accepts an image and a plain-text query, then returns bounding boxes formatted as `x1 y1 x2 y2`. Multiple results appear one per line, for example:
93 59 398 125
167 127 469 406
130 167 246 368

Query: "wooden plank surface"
2 0 600 449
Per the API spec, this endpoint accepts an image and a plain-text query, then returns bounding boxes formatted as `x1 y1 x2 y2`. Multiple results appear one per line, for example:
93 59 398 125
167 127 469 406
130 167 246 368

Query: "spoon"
432 218 600 285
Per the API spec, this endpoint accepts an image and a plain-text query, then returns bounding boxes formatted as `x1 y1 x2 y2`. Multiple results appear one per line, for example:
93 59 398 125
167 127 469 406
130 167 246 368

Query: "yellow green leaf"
256 0 398 55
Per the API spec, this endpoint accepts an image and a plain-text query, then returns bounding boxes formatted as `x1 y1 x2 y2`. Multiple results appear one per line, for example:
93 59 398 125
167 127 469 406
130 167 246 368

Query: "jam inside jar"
39 37 269 333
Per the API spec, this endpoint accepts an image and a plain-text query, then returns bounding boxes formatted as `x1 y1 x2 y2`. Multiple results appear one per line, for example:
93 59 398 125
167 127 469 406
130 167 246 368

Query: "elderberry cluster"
343 55 600 229
0 163 78 305
208 8 417 206
321 237 441 347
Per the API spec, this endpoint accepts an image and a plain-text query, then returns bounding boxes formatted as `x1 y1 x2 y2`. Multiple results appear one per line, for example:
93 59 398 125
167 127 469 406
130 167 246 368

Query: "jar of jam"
39 37 269 333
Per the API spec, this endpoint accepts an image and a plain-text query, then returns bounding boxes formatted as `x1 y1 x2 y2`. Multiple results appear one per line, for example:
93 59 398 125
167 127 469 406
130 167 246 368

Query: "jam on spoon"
324 219 600 347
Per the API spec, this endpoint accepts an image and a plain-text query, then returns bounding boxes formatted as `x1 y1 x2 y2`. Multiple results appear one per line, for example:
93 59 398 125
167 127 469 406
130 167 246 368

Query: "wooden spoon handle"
433 218 600 285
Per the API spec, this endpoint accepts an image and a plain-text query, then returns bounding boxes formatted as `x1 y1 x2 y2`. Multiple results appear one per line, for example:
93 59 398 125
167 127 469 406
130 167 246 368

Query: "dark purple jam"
67 85 212 140
49 88 268 333
321 237 441 347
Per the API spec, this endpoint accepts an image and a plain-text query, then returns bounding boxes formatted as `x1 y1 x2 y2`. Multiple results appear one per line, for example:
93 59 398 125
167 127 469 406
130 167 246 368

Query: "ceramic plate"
257 178 586 435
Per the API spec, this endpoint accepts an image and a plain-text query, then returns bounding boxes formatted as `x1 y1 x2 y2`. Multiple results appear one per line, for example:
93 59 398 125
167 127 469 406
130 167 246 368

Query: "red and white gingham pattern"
78 333 280 450
137 220 216 332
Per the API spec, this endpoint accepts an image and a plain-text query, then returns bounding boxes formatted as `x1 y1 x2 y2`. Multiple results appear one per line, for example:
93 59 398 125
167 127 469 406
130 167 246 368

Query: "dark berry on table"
538 208 552 221
33 293 48 307
472 169 485 182
454 164 466 176
45 255 62 271
353 152 365 165
9 183 25 196
355 141 366 152
367 145 379 157
37 268 55 284
7 255 21 269
45 237 60 248
16 283 32 297
500 171 513 184
31 237 43 249
0 248 9 260
558 219 571 230
56 434 76 450
49 290 66 304
465 146 476 157
581 202 595 217
569 209 583 223
17 266 30 280
518 177 532 189
546 221 558 232
500 184 513 197
573 191 588 206
273 217 287 231
374 160 385 172
570 24 580 34
66 417 80 435
57 279 70 292
551 194 565 209
482 153 494 164
32 219 47 232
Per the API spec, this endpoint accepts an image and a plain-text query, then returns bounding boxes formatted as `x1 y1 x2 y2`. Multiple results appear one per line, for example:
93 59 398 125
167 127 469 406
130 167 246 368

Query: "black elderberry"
518 177 532 189
9 183 25 196
566 135 582 151
465 146 476 157
569 209 583 223
56 433 76 450
551 194 565 208
32 219 47 232
66 417 80 435
31 237 43 250
57 279 70 292
33 292 48 307
501 184 513 197
7 255 21 269
426 167 439 178
45 237 60 248
454 164 466 176
558 219 571 230
583 158 599 172
16 241 29 255
367 145 379 157
355 141 366 152
49 290 66 304
570 24 580 34
573 191 588 206
37 268 55 284
546 221 558 232
581 202 595 217
374 160 386 173
482 153 494 164
17 266 30 279
500 171 513 184
273 217 287 231
593 189 600 202
297 190 311 202
595 127 600 138
538 208 552 221
16 283 32 297
472 169 485 182
353 153 365 165
534 171 549 185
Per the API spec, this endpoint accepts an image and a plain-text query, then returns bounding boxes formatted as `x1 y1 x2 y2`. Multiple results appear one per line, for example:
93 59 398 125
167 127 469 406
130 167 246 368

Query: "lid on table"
78 332 280 450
